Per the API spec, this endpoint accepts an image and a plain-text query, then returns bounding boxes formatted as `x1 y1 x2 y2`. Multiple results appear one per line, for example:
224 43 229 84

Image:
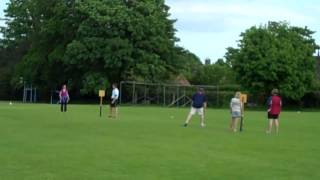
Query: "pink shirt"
59 89 69 97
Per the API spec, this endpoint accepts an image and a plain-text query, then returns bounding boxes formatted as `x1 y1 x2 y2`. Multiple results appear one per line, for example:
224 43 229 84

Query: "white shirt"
230 98 242 112
111 88 119 100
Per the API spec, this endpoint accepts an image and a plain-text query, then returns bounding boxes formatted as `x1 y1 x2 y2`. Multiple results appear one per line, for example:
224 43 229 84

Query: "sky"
167 0 320 61
1 0 320 61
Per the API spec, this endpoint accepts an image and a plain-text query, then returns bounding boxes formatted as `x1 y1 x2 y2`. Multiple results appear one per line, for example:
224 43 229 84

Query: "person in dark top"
266 89 282 134
183 88 207 127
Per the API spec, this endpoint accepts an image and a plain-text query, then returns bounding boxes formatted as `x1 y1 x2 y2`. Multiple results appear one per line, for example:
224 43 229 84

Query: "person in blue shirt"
183 88 207 127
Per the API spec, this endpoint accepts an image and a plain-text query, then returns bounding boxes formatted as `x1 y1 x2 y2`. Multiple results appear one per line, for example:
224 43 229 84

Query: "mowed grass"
0 102 319 180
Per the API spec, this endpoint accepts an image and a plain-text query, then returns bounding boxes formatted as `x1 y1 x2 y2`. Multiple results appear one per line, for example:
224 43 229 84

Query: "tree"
3 0 79 91
3 0 182 95
191 59 235 85
226 21 317 100
173 46 202 81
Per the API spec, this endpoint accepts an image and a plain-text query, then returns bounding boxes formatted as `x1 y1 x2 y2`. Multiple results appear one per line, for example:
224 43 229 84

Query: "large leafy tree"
174 46 202 81
191 59 235 85
3 0 182 95
3 0 79 91
226 22 317 100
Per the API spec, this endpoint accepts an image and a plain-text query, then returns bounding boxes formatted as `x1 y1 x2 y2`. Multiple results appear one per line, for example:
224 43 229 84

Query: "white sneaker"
201 123 206 128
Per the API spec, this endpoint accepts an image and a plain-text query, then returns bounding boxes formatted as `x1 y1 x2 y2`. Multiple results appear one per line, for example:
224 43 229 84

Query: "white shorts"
189 107 204 116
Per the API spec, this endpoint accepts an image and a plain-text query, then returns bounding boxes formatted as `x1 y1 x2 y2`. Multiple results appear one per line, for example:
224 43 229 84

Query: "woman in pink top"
266 89 282 134
59 84 70 112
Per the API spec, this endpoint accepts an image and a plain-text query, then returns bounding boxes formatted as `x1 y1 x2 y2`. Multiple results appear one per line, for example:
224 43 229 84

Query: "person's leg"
184 108 195 127
200 114 205 127
267 119 273 133
111 107 116 118
184 114 193 126
64 102 67 112
274 119 279 134
198 108 205 127
233 118 239 132
109 105 112 118
115 107 118 119
60 102 63 112
229 118 234 131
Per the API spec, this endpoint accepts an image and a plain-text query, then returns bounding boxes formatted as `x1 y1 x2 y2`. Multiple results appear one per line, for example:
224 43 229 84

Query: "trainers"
183 123 188 127
201 123 206 128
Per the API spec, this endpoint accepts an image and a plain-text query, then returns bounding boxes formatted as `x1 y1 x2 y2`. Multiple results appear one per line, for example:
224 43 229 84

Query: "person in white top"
109 83 119 119
229 92 243 132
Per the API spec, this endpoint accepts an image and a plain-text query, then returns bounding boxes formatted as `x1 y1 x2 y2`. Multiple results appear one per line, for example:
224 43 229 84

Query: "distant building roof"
174 75 191 86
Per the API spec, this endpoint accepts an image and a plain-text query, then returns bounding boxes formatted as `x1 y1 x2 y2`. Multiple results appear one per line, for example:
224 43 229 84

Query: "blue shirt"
192 93 207 108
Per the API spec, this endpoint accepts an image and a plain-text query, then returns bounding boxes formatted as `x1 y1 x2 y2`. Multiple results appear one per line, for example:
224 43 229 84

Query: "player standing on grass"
59 84 70 112
183 88 207 128
229 92 242 132
266 89 282 134
109 83 119 119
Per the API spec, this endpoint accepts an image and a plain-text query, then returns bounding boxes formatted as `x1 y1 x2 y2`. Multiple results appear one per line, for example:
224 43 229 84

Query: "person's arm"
267 96 272 112
191 94 195 107
203 96 207 109
59 91 62 100
280 97 282 111
67 91 70 102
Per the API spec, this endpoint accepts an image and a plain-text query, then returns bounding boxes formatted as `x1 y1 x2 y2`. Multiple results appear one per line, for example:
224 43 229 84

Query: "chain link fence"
119 81 243 107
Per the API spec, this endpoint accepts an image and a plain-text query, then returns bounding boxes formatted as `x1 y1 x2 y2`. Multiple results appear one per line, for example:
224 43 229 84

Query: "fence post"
163 86 166 106
119 81 123 104
132 82 136 104
216 85 219 107
176 86 179 107
144 85 147 104
30 85 33 103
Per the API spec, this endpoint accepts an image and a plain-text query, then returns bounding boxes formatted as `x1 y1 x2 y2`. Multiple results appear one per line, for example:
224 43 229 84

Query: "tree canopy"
226 22 317 100
2 0 200 95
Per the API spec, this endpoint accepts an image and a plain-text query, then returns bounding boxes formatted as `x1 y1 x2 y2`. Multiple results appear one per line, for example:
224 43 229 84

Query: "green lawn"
0 102 319 180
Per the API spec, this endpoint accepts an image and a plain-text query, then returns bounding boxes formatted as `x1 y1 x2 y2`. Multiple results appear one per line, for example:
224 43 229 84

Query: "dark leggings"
61 102 67 112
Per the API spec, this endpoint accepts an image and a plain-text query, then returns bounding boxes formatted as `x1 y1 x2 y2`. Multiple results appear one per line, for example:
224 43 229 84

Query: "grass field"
0 102 319 180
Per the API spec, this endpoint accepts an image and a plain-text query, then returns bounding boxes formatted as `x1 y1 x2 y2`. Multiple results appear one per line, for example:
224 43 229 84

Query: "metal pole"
157 85 160 105
216 85 219 107
184 87 186 106
163 86 166 106
99 97 102 117
240 102 244 132
30 86 32 103
23 82 26 103
119 81 123 104
34 88 37 102
177 86 179 107
50 90 53 104
22 87 24 103
144 85 147 104
132 82 135 104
